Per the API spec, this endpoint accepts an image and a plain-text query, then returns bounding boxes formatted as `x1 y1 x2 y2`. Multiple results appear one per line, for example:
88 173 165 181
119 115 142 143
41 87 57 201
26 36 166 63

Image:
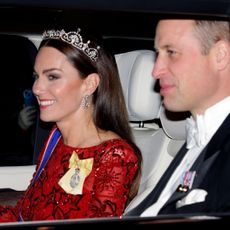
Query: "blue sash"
19 127 61 221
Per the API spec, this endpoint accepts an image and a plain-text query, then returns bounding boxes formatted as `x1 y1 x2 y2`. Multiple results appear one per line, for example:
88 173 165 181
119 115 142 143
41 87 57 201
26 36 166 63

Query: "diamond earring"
81 95 90 109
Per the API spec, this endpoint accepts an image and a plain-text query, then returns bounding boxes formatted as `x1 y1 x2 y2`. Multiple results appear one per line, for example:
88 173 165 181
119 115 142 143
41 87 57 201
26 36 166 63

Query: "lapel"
159 114 230 213
161 147 220 209
203 114 230 160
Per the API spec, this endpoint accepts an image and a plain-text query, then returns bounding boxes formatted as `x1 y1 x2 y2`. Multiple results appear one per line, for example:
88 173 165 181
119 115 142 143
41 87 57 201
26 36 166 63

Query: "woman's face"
33 46 86 123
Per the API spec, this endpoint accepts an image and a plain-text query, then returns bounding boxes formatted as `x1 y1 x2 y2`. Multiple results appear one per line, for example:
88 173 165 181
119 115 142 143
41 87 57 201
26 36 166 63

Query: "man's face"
152 19 218 115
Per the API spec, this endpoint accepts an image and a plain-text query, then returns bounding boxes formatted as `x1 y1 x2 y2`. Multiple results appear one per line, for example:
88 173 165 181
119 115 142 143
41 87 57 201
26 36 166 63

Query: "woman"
0 28 142 222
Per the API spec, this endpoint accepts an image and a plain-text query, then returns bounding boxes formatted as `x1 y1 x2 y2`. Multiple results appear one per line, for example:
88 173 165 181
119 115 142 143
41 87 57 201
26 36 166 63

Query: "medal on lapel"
177 171 196 193
58 151 93 195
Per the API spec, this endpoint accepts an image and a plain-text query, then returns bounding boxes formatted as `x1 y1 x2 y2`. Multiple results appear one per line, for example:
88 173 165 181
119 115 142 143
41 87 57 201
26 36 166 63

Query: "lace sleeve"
86 141 139 217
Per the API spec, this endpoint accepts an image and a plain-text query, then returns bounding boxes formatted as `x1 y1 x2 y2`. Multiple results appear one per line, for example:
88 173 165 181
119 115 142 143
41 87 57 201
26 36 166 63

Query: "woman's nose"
32 78 43 96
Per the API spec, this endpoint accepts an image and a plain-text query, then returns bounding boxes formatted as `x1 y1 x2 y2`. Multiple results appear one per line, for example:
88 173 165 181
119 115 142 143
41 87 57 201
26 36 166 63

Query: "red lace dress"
0 130 139 222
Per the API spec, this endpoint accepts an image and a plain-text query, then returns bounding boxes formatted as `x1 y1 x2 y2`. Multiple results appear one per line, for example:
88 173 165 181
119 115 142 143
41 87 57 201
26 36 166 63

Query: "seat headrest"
115 50 161 121
159 104 190 140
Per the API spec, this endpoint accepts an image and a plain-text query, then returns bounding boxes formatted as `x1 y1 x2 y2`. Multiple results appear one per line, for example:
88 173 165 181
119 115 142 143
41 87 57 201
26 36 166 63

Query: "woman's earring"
81 95 90 109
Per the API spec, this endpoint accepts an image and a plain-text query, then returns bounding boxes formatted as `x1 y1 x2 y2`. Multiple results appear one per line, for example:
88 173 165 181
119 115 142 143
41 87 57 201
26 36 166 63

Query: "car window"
0 34 37 166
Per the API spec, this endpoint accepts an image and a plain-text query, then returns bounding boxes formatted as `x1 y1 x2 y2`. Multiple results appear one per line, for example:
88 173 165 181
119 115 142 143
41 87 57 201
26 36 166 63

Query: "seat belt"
19 127 61 221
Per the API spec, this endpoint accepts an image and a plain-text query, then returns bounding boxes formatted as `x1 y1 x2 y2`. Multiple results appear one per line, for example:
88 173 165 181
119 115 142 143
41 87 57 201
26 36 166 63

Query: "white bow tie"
185 115 208 149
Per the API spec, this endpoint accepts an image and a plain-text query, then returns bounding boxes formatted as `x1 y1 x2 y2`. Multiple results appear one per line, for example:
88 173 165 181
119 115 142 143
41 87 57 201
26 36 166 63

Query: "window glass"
0 34 37 166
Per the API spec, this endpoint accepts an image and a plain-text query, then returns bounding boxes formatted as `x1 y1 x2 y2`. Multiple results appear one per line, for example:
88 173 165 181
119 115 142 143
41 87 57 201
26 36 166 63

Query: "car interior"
0 30 192 221
0 0 229 228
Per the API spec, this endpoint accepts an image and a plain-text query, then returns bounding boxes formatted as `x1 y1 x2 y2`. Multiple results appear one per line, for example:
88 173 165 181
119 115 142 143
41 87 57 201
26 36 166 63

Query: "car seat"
125 104 188 213
115 49 166 192
115 50 165 210
119 51 189 213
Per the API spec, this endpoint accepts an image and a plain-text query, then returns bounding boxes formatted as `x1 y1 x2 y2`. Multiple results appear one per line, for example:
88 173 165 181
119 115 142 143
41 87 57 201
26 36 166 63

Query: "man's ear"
215 41 230 70
84 73 100 94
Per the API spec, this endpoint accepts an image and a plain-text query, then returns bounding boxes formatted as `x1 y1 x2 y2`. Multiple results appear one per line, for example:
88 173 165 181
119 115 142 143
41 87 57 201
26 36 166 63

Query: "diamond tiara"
42 29 100 62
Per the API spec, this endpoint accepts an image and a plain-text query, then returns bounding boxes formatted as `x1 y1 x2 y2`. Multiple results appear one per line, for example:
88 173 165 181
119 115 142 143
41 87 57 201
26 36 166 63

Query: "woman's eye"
48 74 59 80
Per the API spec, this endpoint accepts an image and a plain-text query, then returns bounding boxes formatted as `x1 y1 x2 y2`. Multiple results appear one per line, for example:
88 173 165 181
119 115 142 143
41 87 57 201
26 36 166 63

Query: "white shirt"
141 97 230 217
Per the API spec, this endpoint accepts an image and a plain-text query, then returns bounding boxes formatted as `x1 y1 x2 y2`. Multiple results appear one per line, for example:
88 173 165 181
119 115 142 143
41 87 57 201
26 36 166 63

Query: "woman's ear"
84 73 100 94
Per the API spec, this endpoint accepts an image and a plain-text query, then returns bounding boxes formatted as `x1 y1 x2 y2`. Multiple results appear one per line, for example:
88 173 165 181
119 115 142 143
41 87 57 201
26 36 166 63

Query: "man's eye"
155 50 159 58
167 50 177 56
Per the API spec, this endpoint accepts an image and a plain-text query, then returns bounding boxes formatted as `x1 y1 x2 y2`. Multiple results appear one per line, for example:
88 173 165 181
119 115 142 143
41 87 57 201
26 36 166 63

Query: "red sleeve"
84 142 139 217
0 202 21 222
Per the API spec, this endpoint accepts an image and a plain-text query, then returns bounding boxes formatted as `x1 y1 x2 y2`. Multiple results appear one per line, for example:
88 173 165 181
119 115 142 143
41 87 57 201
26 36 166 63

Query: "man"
126 19 230 216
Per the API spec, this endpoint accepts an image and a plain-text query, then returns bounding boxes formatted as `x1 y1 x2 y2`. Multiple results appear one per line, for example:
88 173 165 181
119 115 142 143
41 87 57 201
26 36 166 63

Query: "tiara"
42 29 100 62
